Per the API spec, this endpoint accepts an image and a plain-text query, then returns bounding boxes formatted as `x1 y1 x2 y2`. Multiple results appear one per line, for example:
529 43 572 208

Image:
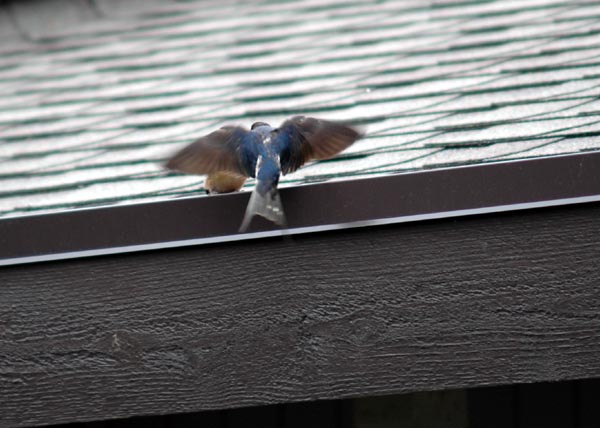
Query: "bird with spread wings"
165 116 363 232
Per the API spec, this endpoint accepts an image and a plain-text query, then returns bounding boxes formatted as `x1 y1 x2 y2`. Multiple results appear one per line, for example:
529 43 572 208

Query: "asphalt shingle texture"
1 0 600 218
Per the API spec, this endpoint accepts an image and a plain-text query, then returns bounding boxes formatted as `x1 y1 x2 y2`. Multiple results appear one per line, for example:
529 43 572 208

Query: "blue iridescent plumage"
166 116 363 231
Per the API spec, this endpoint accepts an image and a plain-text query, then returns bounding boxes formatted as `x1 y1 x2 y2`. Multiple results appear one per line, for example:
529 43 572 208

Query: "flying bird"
165 116 363 232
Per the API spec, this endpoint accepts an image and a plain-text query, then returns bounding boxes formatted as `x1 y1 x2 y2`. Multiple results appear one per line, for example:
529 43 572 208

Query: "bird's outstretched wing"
273 116 363 175
165 126 262 177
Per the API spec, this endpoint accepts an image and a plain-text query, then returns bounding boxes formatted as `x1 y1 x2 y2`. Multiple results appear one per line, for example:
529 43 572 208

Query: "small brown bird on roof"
165 115 363 231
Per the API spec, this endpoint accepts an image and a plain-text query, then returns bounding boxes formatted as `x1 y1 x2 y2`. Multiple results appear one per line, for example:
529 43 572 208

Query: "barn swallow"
165 116 363 232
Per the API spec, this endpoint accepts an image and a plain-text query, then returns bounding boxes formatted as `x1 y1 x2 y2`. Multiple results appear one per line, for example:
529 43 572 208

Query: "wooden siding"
2 203 600 426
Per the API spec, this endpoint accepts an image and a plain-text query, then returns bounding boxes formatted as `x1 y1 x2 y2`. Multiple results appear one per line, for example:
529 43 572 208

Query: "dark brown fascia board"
1 151 600 267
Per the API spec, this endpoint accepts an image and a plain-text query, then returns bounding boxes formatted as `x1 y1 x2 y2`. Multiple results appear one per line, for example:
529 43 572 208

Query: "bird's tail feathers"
239 187 287 232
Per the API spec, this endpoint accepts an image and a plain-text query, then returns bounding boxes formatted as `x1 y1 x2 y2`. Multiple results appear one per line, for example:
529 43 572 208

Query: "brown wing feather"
306 118 363 160
165 126 249 176
276 116 364 174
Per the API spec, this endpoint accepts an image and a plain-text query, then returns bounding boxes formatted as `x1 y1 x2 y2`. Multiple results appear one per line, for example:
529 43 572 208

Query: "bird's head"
251 121 270 130
251 121 273 139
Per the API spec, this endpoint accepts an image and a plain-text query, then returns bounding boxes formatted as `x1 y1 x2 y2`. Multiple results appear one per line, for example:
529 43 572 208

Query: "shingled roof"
4 3 600 425
1 0 600 219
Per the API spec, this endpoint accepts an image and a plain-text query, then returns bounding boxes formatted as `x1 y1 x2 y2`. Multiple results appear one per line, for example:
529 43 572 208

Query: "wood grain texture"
2 204 600 426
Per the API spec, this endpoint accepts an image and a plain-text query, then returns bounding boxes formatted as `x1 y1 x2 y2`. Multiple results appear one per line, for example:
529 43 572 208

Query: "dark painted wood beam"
2 203 600 426
2 151 600 266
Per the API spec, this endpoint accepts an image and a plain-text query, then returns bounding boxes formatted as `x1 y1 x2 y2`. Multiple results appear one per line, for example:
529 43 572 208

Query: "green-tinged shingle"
1 0 600 217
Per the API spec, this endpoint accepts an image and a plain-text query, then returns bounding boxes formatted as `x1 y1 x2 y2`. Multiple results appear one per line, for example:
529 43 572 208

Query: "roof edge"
2 151 600 267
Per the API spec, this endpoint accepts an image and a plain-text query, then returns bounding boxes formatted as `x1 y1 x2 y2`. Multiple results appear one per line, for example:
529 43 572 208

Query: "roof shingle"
1 0 600 218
